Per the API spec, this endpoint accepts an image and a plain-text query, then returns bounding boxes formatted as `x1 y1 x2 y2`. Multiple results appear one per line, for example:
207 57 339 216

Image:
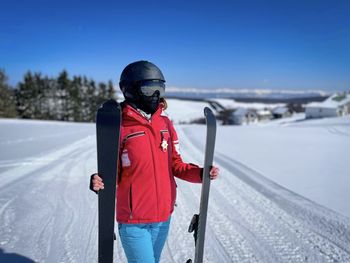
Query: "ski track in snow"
176 125 350 263
0 122 350 262
0 129 130 263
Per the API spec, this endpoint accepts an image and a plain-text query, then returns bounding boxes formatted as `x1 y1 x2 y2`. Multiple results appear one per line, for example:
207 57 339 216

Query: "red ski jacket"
117 103 202 224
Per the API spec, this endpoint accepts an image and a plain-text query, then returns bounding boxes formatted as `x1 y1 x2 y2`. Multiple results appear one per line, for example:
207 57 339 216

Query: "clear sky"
1 0 349 90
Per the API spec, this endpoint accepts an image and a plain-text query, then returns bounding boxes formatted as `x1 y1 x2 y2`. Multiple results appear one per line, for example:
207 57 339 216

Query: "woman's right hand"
89 173 104 194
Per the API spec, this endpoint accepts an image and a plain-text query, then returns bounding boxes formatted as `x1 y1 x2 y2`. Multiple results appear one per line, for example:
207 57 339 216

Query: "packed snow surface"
0 113 350 262
165 99 211 124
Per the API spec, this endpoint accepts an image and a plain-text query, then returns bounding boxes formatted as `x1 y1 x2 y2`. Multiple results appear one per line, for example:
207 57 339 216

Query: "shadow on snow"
0 248 36 263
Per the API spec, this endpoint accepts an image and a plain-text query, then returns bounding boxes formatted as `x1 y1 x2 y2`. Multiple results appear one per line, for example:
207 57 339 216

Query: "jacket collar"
122 102 165 125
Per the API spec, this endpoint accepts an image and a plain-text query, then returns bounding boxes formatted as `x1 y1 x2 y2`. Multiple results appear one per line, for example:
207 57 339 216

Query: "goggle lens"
139 81 165 97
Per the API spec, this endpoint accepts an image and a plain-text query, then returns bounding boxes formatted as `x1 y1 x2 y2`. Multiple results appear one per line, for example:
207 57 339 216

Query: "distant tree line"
0 69 116 122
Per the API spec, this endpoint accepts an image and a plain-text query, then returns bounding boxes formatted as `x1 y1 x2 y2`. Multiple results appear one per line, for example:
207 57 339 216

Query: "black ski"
96 99 122 263
187 107 217 263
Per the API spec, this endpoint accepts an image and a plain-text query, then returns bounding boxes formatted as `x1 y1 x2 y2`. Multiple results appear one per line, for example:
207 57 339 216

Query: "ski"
96 99 122 263
187 107 217 263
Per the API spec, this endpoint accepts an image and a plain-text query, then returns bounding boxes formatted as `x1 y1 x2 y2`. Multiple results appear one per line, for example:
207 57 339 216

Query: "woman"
90 61 219 263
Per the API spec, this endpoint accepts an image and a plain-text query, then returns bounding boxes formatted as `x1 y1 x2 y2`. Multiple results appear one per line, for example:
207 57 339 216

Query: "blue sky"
1 0 349 90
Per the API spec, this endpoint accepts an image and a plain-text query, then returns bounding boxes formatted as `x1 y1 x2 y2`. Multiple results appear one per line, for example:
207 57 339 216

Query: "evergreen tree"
16 71 36 119
10 69 115 122
57 70 71 121
16 72 50 119
80 76 91 122
40 75 56 120
97 82 108 105
33 73 47 119
87 79 97 122
0 69 17 118
71 76 83 122
107 80 116 100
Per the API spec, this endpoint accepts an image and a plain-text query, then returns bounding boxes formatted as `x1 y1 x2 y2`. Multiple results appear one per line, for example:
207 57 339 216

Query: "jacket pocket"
121 131 147 169
123 131 146 145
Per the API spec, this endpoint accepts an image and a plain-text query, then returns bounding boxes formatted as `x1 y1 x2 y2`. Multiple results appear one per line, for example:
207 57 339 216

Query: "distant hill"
165 87 330 103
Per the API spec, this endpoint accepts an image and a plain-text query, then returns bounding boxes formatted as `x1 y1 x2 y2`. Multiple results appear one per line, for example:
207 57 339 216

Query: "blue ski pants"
118 217 171 263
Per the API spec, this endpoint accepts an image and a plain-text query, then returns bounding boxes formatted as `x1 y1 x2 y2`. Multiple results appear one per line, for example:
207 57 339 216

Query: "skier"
90 60 219 263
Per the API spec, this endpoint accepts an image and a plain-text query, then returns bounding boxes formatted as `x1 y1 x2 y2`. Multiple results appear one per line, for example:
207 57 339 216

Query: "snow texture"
165 99 211 124
0 109 350 262
210 98 284 110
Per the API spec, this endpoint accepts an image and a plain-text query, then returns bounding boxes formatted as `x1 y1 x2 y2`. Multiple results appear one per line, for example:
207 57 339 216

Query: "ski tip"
204 106 213 116
98 99 120 111
103 99 119 107
204 107 216 122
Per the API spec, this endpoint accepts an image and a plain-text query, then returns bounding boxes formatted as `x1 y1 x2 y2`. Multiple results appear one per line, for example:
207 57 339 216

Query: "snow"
272 106 289 115
233 107 248 116
164 99 213 123
216 119 350 218
210 98 284 110
306 92 350 109
1 108 350 262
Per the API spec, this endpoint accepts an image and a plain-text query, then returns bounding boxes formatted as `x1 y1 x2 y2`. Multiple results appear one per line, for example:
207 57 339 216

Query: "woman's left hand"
210 166 219 180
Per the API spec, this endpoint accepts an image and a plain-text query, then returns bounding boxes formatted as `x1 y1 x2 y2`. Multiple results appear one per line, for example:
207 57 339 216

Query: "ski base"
96 99 121 263
187 107 217 263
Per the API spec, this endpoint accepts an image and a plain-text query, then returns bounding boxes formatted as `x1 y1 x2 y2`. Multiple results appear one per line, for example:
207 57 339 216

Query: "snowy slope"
165 99 213 124
0 114 350 262
209 98 284 110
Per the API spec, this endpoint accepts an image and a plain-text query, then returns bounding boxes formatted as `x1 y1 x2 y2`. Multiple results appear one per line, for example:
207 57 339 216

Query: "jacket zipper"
123 131 145 220
129 185 133 219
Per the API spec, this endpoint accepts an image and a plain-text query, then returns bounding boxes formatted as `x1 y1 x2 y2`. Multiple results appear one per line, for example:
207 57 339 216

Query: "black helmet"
120 60 165 84
119 61 165 100
119 61 166 114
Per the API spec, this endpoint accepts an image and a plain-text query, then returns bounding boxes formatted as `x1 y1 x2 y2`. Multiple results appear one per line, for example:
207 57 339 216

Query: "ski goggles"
138 80 165 98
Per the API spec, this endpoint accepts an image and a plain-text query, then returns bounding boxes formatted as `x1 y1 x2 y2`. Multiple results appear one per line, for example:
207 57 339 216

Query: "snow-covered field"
165 99 211 124
209 98 284 110
0 103 350 262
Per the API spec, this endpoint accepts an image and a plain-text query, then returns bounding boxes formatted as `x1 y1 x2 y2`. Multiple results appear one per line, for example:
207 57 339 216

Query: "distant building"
231 107 258 125
272 106 292 119
305 93 350 119
287 102 305 113
256 109 272 121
